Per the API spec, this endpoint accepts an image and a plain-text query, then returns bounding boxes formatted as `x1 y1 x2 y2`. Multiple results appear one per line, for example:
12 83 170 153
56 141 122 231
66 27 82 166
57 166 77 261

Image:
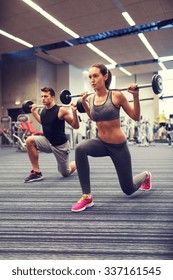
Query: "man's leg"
69 161 76 175
25 136 52 183
25 136 40 172
51 141 75 177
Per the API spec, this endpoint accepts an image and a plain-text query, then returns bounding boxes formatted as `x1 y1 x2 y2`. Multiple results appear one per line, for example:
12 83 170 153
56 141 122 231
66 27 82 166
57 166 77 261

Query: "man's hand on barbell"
31 103 38 113
70 102 78 113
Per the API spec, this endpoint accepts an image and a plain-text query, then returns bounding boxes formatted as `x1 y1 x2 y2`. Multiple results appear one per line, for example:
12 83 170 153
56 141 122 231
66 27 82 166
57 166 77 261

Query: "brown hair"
90 63 112 89
41 87 55 97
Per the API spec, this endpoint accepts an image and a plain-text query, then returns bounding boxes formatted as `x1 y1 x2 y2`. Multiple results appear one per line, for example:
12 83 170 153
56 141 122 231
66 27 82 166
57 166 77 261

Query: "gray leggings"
75 138 147 195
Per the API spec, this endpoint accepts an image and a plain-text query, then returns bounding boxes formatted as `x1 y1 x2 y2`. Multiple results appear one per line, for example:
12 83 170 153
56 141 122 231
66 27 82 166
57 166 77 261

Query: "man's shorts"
32 135 71 176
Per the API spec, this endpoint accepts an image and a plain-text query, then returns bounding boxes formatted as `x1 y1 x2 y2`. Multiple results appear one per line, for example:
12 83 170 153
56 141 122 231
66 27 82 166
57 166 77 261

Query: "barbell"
22 74 162 114
22 100 72 114
60 74 163 106
22 100 45 114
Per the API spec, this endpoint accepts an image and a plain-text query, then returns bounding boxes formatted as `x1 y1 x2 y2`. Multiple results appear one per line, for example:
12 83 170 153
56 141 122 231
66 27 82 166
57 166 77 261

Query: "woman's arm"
118 84 140 121
80 92 92 119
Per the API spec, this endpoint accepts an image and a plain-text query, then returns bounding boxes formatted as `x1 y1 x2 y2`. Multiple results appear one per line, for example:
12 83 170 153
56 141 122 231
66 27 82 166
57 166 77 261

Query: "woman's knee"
121 185 136 196
122 189 134 196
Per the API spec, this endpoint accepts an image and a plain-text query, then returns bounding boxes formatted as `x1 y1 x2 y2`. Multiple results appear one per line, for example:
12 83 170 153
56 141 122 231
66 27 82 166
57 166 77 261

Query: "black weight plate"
152 74 163 95
22 100 33 113
60 89 71 104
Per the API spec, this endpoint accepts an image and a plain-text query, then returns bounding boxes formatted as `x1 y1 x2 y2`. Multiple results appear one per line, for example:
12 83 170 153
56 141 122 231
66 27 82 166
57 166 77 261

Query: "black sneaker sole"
24 176 44 183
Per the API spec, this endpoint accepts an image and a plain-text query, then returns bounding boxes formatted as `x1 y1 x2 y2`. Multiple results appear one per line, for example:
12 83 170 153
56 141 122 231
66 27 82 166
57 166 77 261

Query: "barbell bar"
60 74 163 105
22 100 71 114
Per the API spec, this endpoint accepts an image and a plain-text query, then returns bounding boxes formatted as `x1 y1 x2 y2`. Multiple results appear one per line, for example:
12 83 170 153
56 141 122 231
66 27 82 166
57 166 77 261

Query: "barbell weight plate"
152 74 163 95
76 99 86 113
60 89 72 104
22 100 34 114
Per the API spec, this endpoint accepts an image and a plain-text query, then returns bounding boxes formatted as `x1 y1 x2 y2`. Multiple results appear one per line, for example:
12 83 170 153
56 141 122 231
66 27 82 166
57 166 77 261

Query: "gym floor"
0 143 172 260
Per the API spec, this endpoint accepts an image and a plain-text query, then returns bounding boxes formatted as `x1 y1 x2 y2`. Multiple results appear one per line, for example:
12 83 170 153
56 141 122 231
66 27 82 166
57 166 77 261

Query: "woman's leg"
75 138 108 194
106 141 148 195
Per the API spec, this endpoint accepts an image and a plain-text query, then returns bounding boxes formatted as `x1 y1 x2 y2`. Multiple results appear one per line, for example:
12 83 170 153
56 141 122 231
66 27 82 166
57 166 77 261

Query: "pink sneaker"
71 195 94 212
141 171 152 191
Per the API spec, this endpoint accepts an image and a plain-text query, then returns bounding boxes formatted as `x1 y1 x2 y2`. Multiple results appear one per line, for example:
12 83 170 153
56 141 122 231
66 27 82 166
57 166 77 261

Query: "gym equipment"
60 74 163 112
22 100 71 114
22 100 44 114
0 116 13 146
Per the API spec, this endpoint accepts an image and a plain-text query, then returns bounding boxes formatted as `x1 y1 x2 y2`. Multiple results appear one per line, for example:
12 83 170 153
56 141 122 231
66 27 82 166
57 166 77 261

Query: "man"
24 87 79 183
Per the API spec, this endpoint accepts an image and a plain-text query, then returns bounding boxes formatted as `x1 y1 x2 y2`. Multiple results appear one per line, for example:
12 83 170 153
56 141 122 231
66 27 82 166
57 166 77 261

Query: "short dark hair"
41 87 55 97
90 63 112 89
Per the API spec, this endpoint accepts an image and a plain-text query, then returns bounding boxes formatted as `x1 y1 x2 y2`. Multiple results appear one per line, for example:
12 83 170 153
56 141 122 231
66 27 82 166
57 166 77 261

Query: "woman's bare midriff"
96 119 126 144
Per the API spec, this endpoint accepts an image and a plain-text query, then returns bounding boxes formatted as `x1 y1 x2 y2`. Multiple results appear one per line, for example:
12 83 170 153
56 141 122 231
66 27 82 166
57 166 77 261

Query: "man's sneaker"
141 171 152 191
71 195 94 212
24 170 43 183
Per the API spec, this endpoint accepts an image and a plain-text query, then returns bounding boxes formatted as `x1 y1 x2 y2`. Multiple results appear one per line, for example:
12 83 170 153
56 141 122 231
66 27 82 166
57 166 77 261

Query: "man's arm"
59 104 79 129
31 104 41 123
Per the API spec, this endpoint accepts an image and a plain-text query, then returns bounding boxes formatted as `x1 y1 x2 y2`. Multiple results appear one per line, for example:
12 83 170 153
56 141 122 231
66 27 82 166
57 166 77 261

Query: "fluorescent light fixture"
119 67 132 76
158 62 167 70
159 56 173 62
15 100 21 105
122 12 135 26
87 43 117 65
138 33 166 70
106 64 116 70
105 64 131 76
0 29 33 48
87 43 132 75
22 0 131 75
22 0 79 39
122 11 167 71
137 33 158 59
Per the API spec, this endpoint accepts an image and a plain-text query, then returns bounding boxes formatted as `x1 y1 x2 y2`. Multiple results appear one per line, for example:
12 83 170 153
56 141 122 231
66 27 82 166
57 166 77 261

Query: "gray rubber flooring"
0 143 173 260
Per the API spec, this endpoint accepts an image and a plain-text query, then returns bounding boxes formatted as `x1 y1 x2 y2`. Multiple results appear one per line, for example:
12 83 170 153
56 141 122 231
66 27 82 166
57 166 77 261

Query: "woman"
71 64 151 212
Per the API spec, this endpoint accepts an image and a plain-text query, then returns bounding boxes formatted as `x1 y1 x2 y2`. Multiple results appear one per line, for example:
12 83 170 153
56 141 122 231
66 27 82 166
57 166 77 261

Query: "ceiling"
1 0 173 76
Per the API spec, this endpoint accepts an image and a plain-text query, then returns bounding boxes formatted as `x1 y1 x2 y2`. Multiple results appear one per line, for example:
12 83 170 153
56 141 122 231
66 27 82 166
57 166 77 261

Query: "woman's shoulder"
111 90 127 105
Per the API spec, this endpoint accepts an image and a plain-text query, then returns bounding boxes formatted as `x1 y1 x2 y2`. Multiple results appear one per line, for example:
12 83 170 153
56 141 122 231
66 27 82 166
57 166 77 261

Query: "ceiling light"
159 56 173 62
122 12 135 26
15 100 21 105
105 64 131 76
22 0 131 75
122 11 167 71
22 0 79 39
119 67 132 76
106 64 116 70
158 62 167 70
137 33 158 59
0 29 33 48
87 43 117 65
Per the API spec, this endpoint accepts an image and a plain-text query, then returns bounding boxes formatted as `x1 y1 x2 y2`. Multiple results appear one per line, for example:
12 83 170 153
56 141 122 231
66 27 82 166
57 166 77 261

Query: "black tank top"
40 105 67 146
